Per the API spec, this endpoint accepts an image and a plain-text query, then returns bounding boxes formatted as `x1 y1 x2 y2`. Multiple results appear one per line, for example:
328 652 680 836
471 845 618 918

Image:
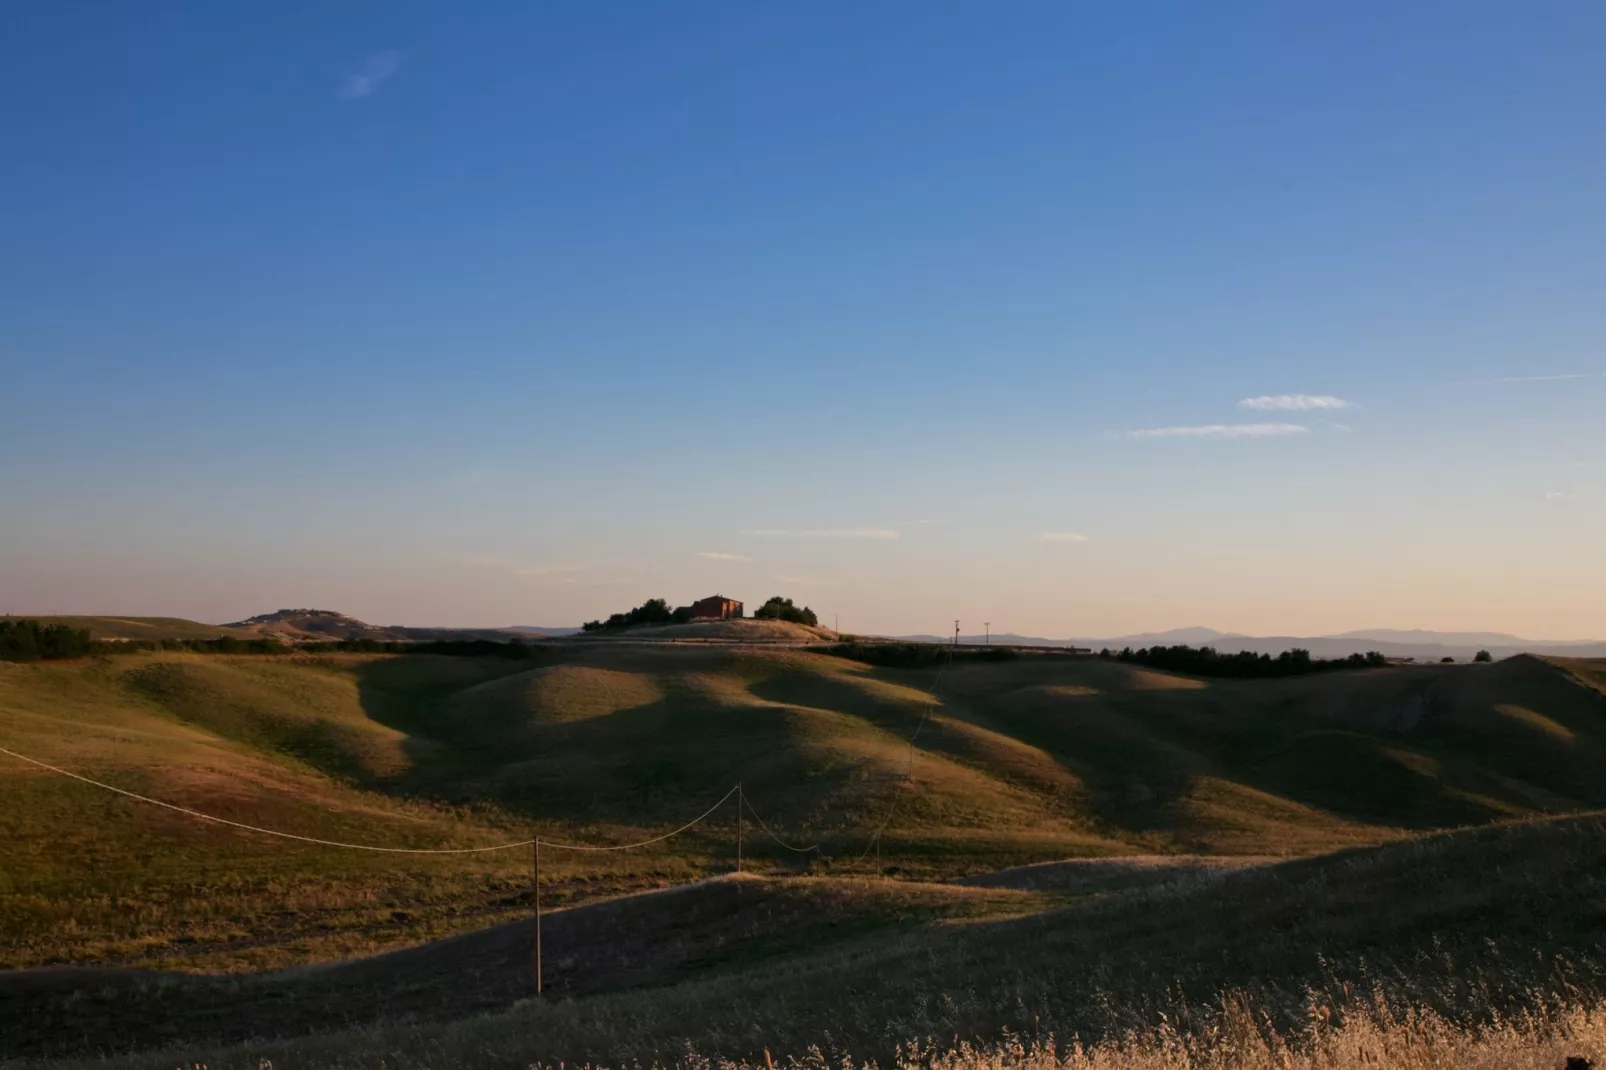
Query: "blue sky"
3 2 1604 637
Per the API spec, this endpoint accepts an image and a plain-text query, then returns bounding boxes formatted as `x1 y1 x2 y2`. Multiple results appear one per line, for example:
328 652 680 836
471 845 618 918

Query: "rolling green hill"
3 646 1605 977
0 615 251 641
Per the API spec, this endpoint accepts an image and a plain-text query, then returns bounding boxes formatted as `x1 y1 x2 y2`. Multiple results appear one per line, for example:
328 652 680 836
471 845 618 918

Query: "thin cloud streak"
514 563 586 578
1125 423 1308 439
741 527 900 540
697 552 752 561
1456 372 1606 385
1239 394 1350 411
340 51 401 99
1038 531 1090 543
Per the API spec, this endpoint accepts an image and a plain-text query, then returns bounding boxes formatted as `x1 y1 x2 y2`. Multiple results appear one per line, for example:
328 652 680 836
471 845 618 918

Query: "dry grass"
9 813 1606 1067
701 996 1606 1070
20 983 1606 1069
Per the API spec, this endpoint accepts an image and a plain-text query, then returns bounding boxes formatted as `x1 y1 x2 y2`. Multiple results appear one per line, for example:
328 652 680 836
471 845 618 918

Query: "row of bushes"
1105 644 1388 678
826 642 1018 669
0 621 546 662
0 620 97 661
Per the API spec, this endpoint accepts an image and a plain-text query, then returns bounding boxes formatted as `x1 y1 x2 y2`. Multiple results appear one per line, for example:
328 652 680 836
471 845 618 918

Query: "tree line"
1103 643 1388 678
827 641 1018 668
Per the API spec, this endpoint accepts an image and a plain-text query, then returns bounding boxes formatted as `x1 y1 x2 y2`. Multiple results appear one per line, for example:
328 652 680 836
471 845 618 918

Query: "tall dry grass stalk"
599 995 1606 1070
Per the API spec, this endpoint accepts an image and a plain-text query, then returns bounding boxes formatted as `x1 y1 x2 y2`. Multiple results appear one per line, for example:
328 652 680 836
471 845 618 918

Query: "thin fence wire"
846 639 959 867
740 793 821 855
537 786 738 852
0 745 737 856
0 745 537 854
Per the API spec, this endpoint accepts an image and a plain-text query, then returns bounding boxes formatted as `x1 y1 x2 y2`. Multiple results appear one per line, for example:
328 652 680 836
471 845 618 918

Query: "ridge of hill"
0 615 254 642
223 609 519 643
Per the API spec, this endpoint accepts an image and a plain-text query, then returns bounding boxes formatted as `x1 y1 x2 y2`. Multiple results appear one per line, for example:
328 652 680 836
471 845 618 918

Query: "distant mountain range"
211 611 1604 661
890 625 1606 661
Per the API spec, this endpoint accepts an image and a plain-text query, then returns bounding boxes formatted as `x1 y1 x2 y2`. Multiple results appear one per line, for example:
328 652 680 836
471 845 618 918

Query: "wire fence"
0 639 969 992
0 636 961 876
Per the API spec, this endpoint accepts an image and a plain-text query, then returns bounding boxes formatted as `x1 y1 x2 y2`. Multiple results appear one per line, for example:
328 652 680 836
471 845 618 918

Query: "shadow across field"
0 876 1033 1060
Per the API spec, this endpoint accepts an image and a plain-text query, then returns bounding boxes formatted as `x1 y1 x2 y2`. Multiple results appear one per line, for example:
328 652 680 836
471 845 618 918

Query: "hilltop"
224 609 522 643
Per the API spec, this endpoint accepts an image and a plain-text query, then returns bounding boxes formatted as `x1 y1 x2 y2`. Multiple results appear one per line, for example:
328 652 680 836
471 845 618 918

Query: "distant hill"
0 615 253 641
504 625 582 637
225 608 522 643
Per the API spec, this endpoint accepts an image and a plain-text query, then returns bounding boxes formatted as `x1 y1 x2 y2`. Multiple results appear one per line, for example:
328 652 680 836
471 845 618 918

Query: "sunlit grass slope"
3 648 1605 973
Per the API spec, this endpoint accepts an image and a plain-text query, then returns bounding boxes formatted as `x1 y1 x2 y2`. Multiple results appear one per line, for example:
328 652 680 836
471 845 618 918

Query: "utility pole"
984 622 991 647
736 783 744 874
954 620 961 647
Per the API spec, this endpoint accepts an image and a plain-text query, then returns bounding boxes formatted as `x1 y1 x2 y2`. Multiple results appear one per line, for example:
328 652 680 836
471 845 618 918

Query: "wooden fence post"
533 837 542 996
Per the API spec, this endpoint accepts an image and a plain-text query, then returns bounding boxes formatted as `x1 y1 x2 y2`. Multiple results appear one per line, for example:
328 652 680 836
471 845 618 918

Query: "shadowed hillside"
3 647 1605 975
15 813 1606 1067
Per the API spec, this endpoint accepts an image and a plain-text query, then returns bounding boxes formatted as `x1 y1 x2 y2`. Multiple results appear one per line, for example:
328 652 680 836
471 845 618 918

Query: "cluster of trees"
0 620 96 661
1103 643 1388 679
582 598 680 632
582 594 820 632
753 596 818 627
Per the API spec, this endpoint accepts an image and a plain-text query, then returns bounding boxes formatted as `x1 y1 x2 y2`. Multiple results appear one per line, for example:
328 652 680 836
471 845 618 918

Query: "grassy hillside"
0 875 1040 1059
3 647 1605 976
16 813 1606 1067
0 616 249 641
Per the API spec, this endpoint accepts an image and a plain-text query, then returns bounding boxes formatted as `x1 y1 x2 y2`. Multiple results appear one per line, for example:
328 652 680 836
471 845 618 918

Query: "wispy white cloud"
1239 394 1350 411
697 551 752 561
1038 531 1090 543
1125 423 1308 439
340 51 401 100
1457 372 1606 385
1323 421 1355 433
1545 491 1578 502
741 527 900 540
774 574 841 587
